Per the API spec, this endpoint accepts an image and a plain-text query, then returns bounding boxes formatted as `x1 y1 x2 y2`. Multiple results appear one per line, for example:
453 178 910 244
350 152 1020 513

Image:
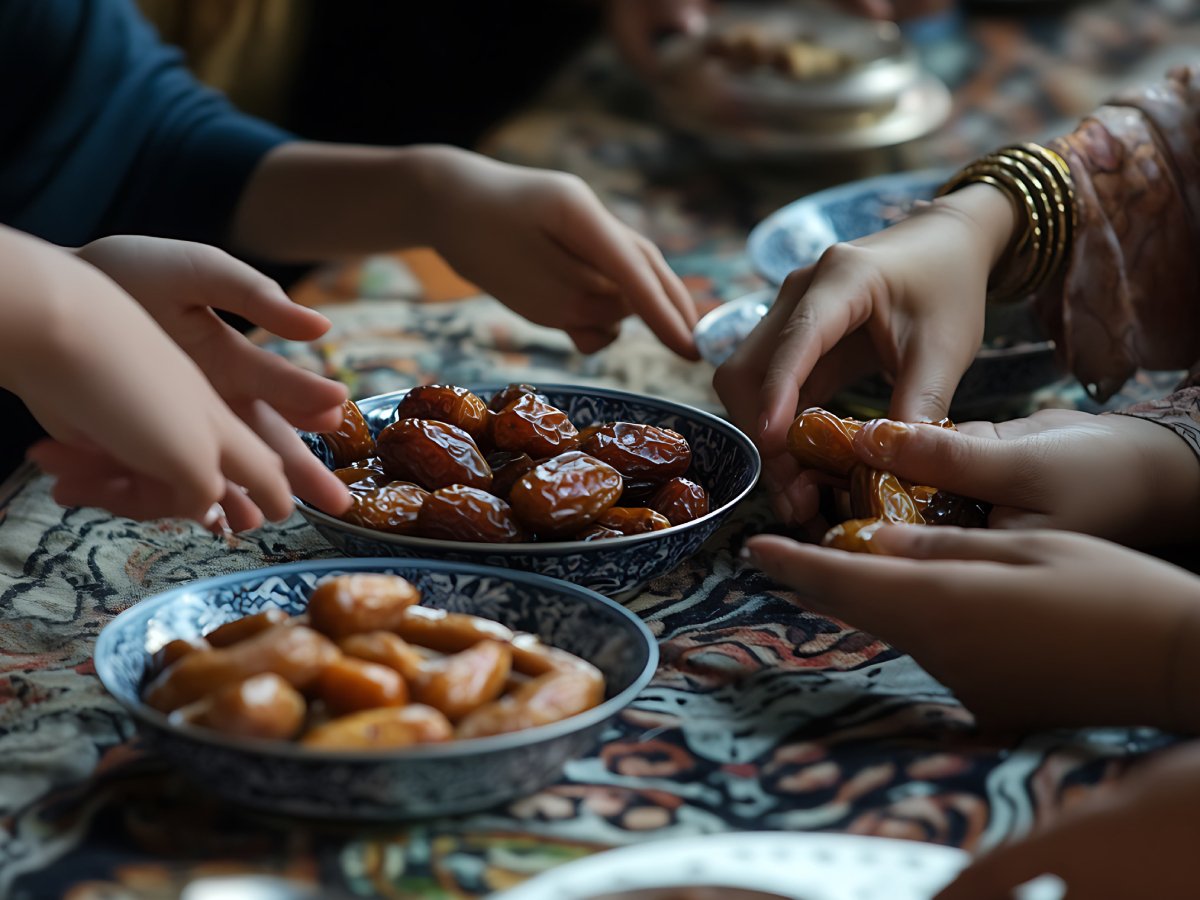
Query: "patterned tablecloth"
2 2 1198 897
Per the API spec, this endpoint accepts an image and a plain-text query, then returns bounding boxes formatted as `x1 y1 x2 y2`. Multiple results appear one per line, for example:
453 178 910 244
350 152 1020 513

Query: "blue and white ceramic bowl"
296 385 761 600
94 558 658 820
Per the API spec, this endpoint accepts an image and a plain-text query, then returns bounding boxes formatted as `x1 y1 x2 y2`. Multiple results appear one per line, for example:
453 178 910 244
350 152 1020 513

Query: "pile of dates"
319 384 711 543
143 573 606 748
786 408 989 553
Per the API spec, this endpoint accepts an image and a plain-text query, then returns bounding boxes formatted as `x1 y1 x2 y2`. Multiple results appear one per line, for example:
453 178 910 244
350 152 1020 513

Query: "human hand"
421 147 699 359
849 408 1200 546
938 741 1200 899
73 236 351 521
713 185 1014 523
742 526 1200 733
2 237 300 527
606 0 709 77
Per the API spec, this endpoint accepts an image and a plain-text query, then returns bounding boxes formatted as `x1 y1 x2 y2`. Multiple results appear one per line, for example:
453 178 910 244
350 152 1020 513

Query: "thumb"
851 419 1039 508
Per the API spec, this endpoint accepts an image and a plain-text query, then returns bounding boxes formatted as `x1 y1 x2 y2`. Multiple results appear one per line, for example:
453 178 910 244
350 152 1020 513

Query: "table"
3 1 1197 896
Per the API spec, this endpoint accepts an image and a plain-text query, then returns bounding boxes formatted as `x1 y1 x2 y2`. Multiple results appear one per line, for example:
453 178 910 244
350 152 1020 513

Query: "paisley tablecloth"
3 1 1198 897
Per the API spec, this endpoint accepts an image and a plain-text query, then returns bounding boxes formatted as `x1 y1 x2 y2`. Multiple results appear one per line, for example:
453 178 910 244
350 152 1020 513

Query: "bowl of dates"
296 384 761 598
94 558 657 820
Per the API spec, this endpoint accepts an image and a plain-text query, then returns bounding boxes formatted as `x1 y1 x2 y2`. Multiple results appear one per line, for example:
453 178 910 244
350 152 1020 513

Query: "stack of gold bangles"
935 142 1076 304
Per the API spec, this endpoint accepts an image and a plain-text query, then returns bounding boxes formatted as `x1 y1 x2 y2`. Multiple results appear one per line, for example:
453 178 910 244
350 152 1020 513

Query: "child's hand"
742 527 1200 733
847 409 1200 546
2 236 306 528
423 148 699 359
74 236 351 519
938 741 1200 899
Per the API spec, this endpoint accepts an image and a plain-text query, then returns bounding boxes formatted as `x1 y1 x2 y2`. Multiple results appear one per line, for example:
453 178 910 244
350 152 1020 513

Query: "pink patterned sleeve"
1114 372 1200 461
1033 65 1200 402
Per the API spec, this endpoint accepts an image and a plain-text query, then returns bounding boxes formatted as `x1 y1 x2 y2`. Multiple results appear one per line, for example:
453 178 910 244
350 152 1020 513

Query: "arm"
0 225 295 527
231 143 700 358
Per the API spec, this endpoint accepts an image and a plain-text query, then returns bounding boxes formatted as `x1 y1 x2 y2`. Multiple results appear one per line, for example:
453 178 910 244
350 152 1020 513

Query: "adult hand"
742 526 1200 733
74 236 351 522
713 185 1014 523
939 741 1200 899
606 0 709 77
424 147 699 359
850 408 1200 546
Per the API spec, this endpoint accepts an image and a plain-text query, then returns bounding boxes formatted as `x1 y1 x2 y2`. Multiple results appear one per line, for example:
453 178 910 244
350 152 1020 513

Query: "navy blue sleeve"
0 0 293 248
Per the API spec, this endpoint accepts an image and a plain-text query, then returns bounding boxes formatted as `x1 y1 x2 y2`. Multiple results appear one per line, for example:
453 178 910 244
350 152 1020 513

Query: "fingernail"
737 545 757 566
202 503 232 538
758 415 770 438
859 419 911 466
772 494 795 523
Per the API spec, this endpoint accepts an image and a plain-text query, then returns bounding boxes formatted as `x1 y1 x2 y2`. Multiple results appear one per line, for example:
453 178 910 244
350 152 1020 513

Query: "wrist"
926 182 1016 270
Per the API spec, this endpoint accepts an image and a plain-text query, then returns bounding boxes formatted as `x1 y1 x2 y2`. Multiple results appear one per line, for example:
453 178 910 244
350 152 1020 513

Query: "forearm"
0 227 88 391
229 142 454 262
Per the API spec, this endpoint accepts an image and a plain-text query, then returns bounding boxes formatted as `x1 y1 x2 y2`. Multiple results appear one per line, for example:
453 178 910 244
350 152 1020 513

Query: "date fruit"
377 418 492 491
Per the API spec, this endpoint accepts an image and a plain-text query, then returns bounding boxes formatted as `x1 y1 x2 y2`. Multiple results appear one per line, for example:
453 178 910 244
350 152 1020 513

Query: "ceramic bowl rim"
295 383 762 551
95 557 659 763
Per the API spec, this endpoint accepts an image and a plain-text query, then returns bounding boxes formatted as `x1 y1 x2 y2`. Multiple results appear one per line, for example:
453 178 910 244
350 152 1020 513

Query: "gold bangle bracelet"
936 143 1076 304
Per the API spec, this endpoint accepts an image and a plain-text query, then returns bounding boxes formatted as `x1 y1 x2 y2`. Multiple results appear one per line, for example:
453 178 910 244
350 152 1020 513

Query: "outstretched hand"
423 148 700 360
714 185 1013 521
743 526 1200 734
74 236 351 525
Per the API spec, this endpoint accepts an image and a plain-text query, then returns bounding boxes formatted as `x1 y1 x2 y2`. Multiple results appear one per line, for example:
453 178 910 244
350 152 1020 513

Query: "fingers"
852 419 1046 509
237 400 352 516
216 480 265 533
568 324 622 354
758 254 874 451
185 245 332 342
631 229 700 333
887 333 974 422
211 334 347 431
741 533 931 622
866 523 1043 565
557 188 698 359
713 272 808 446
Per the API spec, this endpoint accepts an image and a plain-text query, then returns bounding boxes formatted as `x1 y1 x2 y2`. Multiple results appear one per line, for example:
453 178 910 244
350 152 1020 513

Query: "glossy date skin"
307 573 422 639
417 484 527 543
849 466 923 524
485 450 536 499
322 398 377 468
579 422 691 481
145 624 339 712
509 450 623 536
340 481 429 534
377 418 493 491
174 672 306 741
595 506 670 535
395 385 490 442
785 407 863 478
490 393 580 459
313 655 409 715
649 476 710 526
487 383 547 413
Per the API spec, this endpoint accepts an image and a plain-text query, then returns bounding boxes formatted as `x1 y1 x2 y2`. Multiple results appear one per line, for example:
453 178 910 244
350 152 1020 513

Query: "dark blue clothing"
0 0 293 477
0 0 292 248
